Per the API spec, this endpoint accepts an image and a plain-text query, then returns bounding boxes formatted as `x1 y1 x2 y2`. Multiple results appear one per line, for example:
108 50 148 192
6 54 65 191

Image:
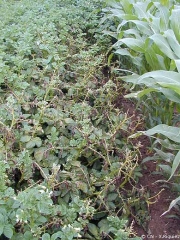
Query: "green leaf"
122 73 139 84
160 0 169 6
164 30 180 59
159 164 171 175
149 15 161 33
109 6 137 20
42 233 51 240
118 38 145 53
162 84 180 96
143 124 180 143
95 129 103 137
115 49 133 58
129 20 152 36
33 137 42 147
37 216 47 223
170 9 180 43
125 88 157 99
98 219 109 234
124 71 180 103
20 135 31 143
170 59 176 71
137 71 180 95
24 231 33 240
26 140 36 149
34 147 46 162
175 59 180 73
3 225 13 239
155 3 169 31
26 137 42 149
155 138 180 151
70 161 81 167
168 150 180 180
161 196 180 216
0 224 4 235
76 181 88 193
107 193 118 201
93 211 107 220
51 231 62 240
119 0 133 14
150 34 176 59
12 200 21 209
0 214 4 224
133 2 150 19
145 46 160 70
64 118 75 124
87 223 99 237
154 148 174 162
159 88 180 104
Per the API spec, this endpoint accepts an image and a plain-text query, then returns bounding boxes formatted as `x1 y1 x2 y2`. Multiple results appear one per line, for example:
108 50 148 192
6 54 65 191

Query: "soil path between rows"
115 93 180 239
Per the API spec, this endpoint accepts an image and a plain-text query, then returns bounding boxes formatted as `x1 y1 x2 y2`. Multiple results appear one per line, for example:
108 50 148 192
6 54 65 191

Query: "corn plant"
103 0 180 216
103 0 180 126
103 0 179 71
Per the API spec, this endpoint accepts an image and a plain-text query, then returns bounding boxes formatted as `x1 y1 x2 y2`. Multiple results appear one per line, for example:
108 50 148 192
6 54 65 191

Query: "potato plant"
0 0 142 239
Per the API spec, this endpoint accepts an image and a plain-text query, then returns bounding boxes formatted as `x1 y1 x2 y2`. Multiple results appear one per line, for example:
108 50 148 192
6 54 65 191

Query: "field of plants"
0 0 180 239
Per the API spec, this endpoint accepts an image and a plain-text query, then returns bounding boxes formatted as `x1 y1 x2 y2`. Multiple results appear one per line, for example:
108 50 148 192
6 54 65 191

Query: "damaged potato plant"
0 0 142 239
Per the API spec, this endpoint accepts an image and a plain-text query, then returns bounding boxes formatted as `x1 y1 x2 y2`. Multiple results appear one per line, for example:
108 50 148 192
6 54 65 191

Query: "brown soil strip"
115 93 180 239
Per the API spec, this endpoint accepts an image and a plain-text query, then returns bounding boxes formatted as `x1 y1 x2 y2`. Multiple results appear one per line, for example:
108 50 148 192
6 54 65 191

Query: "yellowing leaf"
76 181 88 193
34 147 46 162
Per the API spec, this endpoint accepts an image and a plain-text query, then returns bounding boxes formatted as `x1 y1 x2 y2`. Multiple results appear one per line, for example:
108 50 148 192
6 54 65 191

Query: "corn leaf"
156 54 167 70
127 20 152 36
115 49 133 57
144 42 161 70
109 9 137 21
150 16 161 33
160 0 170 7
124 29 141 38
159 83 180 96
123 70 180 102
108 8 122 17
170 9 180 43
161 196 180 216
168 150 180 180
154 3 169 31
122 74 139 84
174 59 180 73
137 70 180 87
150 34 177 59
164 29 180 58
143 124 180 143
133 2 151 19
125 88 157 98
125 85 180 104
120 0 133 14
160 88 180 104
118 38 145 53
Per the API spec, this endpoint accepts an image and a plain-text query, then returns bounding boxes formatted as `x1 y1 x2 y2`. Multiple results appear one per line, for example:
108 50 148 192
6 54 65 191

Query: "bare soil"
115 93 180 239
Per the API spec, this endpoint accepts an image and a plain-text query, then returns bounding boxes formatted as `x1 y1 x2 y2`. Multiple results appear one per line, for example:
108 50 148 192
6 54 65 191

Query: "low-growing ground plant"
0 0 143 239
